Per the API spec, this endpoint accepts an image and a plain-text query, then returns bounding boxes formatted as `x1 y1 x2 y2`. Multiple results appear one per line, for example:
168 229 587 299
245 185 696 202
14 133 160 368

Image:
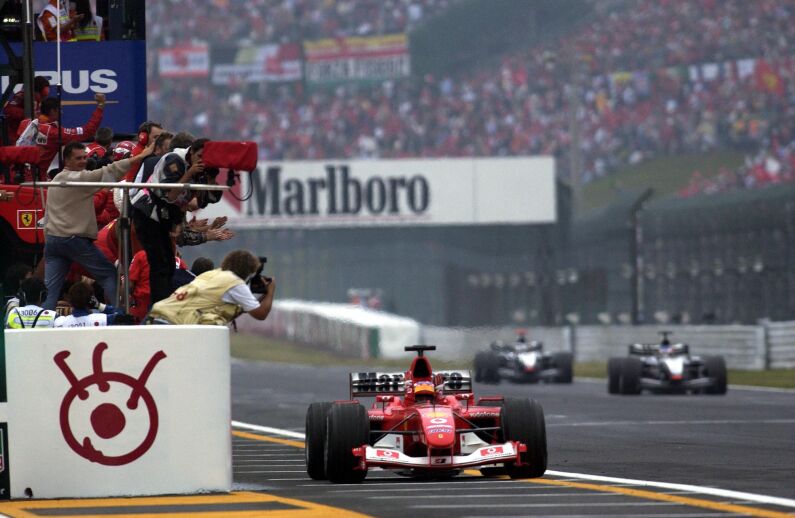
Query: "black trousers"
132 211 175 307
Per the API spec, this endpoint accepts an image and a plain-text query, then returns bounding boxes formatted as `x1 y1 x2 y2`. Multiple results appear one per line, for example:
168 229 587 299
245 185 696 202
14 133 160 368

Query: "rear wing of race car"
350 370 472 398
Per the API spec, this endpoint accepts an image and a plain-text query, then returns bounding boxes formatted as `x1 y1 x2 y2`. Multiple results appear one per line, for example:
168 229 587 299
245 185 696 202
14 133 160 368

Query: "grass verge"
232 334 794 388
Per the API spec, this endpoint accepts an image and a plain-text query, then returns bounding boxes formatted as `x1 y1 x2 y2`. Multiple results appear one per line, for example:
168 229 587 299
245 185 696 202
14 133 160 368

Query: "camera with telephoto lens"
248 256 271 294
193 166 224 208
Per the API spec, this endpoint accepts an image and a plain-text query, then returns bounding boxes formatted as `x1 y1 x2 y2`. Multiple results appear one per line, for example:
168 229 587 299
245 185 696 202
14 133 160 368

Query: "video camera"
248 256 272 295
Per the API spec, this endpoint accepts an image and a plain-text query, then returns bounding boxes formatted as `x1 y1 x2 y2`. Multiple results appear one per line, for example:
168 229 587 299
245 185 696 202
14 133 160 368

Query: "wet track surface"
230 358 795 517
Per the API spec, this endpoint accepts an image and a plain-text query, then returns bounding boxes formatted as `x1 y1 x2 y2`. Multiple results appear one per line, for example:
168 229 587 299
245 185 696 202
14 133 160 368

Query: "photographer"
131 138 209 306
145 250 275 325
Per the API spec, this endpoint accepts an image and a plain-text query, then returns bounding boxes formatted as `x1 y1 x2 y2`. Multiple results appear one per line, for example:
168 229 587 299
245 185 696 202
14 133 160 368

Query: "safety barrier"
1 326 231 499
235 300 420 359
765 321 795 369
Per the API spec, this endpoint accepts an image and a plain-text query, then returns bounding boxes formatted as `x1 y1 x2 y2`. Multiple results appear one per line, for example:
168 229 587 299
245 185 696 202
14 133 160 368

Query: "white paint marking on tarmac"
235 470 307 473
328 485 574 493
233 454 305 458
547 419 795 427
547 470 795 509
412 502 678 509
234 420 795 510
232 420 307 438
369 493 619 499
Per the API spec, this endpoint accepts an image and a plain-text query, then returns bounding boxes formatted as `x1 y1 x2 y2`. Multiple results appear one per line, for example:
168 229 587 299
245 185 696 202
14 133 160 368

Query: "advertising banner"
199 157 556 228
304 33 410 84
158 45 210 78
211 43 301 85
0 41 147 135
4 327 231 498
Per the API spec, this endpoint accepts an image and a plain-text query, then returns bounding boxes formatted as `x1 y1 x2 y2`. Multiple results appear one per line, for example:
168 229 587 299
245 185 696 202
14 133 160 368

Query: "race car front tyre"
703 356 728 395
620 357 643 395
325 403 369 483
553 352 574 383
607 357 622 394
305 401 332 480
500 397 547 479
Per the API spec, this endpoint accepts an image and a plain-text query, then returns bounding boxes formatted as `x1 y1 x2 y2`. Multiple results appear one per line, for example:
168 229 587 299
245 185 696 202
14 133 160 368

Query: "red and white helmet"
85 142 107 159
112 140 135 161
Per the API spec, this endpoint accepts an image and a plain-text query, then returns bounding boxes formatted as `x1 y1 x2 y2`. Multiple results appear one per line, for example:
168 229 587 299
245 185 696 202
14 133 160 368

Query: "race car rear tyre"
305 401 332 480
500 398 547 478
483 352 501 384
325 403 369 483
620 357 642 395
703 356 728 395
607 357 622 394
553 352 574 383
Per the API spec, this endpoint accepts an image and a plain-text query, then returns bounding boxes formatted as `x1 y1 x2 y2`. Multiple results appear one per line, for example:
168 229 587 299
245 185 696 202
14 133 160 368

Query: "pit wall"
1 326 231 499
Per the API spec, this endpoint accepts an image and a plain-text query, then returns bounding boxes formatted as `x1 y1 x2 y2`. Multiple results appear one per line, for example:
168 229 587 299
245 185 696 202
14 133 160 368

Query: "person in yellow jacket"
146 250 275 325
5 277 56 329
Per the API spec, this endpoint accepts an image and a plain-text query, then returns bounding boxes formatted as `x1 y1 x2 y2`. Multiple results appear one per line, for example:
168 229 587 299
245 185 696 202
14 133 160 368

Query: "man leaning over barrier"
145 249 275 326
42 139 156 310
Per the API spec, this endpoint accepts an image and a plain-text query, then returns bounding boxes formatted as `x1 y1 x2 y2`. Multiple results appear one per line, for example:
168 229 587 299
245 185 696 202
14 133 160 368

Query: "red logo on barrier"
54 342 166 466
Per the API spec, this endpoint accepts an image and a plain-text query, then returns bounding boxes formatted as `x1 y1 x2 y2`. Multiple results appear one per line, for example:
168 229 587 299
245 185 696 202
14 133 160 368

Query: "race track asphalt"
230 358 795 517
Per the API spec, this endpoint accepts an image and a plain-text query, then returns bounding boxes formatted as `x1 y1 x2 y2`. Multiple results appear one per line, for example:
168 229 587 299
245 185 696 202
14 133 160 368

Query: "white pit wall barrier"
4 326 231 499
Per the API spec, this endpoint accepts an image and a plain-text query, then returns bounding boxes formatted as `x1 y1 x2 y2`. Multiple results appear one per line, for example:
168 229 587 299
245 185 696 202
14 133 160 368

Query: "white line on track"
232 420 795 510
547 418 795 427
412 502 679 509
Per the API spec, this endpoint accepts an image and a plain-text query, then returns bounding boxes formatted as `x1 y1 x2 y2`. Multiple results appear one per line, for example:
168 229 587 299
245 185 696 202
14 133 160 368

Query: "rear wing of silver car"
350 370 472 398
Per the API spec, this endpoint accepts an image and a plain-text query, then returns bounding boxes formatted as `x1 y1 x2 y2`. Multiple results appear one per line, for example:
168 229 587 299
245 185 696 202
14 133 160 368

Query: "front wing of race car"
353 441 526 470
641 375 715 390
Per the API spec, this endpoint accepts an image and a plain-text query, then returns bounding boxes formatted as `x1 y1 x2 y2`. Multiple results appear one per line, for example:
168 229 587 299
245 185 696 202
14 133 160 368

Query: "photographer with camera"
131 137 210 306
144 250 275 326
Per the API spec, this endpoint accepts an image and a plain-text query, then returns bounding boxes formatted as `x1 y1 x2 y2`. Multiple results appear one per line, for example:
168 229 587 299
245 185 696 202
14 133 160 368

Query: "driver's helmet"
659 341 672 354
112 140 135 162
414 381 435 402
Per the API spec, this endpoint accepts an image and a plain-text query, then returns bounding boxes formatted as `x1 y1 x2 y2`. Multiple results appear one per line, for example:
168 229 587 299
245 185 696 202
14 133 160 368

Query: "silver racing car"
607 331 727 395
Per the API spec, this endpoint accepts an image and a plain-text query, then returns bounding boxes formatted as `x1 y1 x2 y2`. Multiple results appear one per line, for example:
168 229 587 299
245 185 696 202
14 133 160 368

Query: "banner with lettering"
303 33 410 85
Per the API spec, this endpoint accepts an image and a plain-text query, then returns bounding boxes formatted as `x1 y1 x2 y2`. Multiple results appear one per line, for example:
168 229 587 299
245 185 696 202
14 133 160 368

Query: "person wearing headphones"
5 277 57 329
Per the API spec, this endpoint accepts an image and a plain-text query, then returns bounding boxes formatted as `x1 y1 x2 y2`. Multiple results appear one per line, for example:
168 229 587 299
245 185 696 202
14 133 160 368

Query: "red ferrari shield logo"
18 210 37 228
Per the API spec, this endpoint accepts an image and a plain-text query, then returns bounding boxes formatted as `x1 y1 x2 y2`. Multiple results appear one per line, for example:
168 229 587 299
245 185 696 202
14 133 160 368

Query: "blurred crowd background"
146 0 795 200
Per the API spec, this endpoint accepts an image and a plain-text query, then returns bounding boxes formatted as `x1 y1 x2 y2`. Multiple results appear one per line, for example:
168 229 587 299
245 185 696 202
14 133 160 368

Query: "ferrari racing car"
607 331 727 395
305 345 547 483
474 338 573 384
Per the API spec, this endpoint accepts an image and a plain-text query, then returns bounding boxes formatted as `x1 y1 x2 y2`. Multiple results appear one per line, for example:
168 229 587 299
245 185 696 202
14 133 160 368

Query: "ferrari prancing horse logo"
17 210 40 229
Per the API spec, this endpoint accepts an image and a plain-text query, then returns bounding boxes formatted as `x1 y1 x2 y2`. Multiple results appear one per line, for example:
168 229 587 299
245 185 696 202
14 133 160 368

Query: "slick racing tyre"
607 357 622 394
620 357 643 395
305 401 332 480
552 352 574 383
500 398 547 478
474 352 487 382
325 403 369 483
483 352 501 384
703 356 728 395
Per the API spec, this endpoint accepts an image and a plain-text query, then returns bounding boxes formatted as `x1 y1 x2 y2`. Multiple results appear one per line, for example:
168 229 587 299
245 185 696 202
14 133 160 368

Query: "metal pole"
118 189 131 311
21 0 34 118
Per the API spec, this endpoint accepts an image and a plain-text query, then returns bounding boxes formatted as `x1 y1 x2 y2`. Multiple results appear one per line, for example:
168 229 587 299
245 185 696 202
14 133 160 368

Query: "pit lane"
231 358 795 517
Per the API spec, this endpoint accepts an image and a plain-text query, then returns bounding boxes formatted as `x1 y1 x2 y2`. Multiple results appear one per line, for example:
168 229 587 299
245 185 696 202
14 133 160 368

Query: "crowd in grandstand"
147 0 795 198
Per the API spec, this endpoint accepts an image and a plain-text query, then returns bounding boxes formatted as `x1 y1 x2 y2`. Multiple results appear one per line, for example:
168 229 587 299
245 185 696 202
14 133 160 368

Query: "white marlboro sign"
201 157 556 228
4 326 231 498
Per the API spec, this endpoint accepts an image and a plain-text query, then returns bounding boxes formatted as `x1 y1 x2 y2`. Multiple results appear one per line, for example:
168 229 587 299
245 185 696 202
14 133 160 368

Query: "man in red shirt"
2 76 50 144
124 121 163 181
17 93 104 178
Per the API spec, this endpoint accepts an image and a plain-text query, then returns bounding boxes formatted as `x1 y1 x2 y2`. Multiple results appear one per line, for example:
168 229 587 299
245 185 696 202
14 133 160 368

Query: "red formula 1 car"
305 345 547 483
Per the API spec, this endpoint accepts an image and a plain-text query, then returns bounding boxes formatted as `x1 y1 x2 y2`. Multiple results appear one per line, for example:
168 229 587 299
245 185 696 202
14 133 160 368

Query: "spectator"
131 138 208 306
72 0 104 41
124 121 164 181
86 126 114 170
5 277 56 328
37 0 83 42
127 249 190 322
2 75 49 144
146 249 275 325
16 93 105 179
42 139 155 310
3 262 33 315
191 256 215 276
54 280 125 327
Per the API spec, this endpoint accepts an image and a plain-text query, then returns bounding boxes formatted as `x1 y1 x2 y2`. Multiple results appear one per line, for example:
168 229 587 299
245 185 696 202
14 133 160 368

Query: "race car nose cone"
419 408 456 448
